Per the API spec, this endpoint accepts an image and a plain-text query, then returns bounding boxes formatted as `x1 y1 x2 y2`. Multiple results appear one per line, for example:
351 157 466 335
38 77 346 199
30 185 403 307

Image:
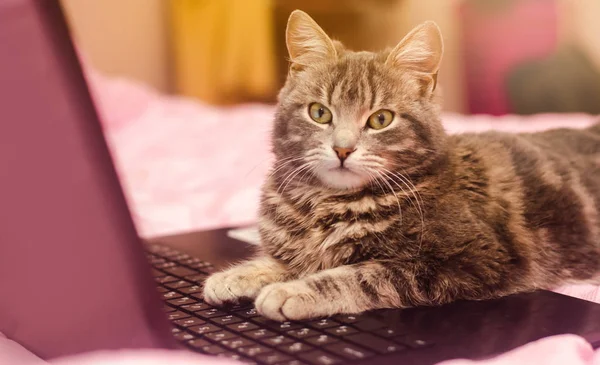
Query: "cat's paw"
203 270 264 306
255 281 318 321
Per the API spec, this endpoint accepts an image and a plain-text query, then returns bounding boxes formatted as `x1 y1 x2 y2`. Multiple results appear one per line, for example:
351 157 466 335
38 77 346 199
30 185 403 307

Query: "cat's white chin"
317 167 369 190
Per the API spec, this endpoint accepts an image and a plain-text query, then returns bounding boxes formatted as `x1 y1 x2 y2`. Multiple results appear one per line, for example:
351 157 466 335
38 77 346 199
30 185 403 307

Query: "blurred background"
61 0 600 116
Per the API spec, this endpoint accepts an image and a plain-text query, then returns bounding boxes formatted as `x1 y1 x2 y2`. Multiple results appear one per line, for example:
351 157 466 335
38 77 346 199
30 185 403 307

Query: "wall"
58 0 600 114
404 0 467 113
60 0 171 92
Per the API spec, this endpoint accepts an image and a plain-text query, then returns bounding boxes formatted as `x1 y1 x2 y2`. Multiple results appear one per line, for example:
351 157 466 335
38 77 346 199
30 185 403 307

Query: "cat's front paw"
203 270 263 306
255 281 319 321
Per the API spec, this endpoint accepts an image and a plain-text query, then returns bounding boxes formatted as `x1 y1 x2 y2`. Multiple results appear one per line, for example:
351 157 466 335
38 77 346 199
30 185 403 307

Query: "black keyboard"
146 243 434 365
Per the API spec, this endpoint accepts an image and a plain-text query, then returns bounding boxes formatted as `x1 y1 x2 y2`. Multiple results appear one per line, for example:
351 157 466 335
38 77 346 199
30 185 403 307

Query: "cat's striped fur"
203 10 600 321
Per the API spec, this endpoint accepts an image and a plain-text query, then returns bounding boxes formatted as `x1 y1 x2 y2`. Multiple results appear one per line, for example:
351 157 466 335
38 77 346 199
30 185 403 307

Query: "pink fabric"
76 66 600 364
1 334 597 365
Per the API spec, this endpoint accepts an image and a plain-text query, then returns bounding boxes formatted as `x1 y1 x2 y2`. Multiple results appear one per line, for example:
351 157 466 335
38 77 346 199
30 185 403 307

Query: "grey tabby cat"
203 10 600 321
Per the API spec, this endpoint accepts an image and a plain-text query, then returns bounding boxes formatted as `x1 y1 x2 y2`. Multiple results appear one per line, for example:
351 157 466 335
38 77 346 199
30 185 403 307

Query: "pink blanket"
28 66 596 364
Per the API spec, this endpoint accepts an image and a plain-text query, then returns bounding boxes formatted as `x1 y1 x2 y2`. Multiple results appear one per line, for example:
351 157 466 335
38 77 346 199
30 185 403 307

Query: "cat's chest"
263 227 358 274
259 183 406 273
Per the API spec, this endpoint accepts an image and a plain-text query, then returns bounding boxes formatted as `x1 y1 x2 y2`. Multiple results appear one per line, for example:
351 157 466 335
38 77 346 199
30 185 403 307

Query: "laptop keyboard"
146 244 434 364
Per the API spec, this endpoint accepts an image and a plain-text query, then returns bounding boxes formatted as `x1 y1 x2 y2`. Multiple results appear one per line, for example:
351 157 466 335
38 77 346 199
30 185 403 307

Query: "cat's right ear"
286 10 337 74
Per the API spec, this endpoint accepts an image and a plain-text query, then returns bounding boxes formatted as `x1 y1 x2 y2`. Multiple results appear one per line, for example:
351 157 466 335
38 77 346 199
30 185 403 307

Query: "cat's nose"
333 147 355 163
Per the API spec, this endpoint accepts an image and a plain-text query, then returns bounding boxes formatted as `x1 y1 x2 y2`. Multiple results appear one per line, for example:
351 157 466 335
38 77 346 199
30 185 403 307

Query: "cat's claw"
255 281 317 321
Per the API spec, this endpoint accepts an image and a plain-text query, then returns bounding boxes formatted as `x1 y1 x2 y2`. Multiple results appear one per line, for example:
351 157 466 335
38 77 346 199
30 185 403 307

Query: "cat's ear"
385 21 444 91
286 10 337 73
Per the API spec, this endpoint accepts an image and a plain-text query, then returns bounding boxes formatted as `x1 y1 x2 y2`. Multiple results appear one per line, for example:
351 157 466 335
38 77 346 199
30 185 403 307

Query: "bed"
83 64 600 364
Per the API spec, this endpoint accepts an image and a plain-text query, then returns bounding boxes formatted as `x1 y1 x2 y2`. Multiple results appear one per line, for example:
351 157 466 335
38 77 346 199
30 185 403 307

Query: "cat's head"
272 10 447 191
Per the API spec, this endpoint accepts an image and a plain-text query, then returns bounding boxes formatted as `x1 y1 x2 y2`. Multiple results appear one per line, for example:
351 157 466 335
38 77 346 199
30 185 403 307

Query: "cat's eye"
367 110 394 130
308 103 333 124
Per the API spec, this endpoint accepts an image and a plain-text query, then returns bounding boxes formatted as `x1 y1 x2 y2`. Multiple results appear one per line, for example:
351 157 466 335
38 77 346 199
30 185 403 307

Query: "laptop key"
196 308 227 318
167 297 196 306
164 266 197 278
186 338 211 348
156 275 178 284
212 315 243 325
333 314 361 324
253 319 302 331
174 317 206 328
167 311 191 320
173 332 195 341
189 262 213 270
345 333 406 354
373 328 404 338
205 330 237 342
151 269 165 277
216 351 243 361
324 326 358 337
227 302 253 311
307 318 339 329
163 304 176 313
156 286 169 293
220 338 255 350
188 323 221 335
227 321 259 332
181 302 212 312
190 292 205 300
185 274 208 282
325 343 374 360
263 335 294 346
234 307 260 318
394 335 435 349
155 261 177 269
179 285 203 295
244 328 276 340
199 344 228 355
237 344 272 357
149 256 166 264
172 253 190 261
256 352 294 365
277 341 315 354
305 334 339 346
164 280 192 290
287 327 321 339
352 318 386 331
298 350 342 365
180 257 204 266
162 291 183 300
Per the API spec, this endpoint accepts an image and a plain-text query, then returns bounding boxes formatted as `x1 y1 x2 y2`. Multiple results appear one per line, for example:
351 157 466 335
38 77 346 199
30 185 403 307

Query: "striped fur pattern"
203 10 600 321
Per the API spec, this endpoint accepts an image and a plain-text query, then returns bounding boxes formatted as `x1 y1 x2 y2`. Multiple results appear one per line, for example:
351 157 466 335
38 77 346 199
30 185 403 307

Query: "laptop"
0 1 599 364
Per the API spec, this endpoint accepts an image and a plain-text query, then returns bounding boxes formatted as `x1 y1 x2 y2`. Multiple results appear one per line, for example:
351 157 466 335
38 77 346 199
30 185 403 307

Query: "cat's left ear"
385 21 444 92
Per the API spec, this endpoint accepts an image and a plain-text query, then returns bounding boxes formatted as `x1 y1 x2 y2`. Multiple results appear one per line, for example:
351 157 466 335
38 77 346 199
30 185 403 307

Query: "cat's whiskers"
380 168 425 249
385 168 425 224
398 167 426 214
264 155 309 182
277 160 317 197
369 168 403 227
272 160 317 226
297 160 318 187
363 168 401 226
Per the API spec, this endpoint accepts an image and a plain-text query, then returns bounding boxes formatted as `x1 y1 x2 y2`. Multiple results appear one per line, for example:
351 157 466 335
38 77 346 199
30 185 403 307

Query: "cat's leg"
203 256 289 305
255 262 402 321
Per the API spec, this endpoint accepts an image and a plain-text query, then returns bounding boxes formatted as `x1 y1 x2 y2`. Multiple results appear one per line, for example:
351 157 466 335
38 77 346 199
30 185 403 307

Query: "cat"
203 10 600 321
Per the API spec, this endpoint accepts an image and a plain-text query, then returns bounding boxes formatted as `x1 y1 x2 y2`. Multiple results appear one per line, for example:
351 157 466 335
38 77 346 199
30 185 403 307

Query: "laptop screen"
0 0 176 358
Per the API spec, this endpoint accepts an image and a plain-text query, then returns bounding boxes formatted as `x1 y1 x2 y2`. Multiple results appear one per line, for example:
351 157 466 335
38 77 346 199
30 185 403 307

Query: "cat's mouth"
320 166 369 190
329 166 356 174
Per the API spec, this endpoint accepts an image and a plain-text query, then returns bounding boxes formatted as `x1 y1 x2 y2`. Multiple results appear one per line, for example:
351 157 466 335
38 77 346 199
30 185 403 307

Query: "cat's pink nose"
333 147 355 162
